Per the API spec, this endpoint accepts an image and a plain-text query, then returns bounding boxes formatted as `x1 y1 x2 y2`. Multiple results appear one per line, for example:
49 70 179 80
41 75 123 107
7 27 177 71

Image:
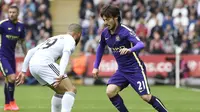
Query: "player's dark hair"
68 23 82 34
9 5 19 12
100 4 121 22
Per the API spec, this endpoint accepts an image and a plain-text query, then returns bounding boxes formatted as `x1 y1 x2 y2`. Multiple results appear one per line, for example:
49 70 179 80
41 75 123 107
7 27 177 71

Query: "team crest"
5 69 8 73
18 27 21 32
116 35 120 41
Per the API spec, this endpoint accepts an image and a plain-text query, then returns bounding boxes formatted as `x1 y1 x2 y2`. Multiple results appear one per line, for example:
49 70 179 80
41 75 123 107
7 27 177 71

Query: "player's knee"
7 74 16 83
106 89 117 98
70 86 77 94
141 94 152 102
64 86 77 94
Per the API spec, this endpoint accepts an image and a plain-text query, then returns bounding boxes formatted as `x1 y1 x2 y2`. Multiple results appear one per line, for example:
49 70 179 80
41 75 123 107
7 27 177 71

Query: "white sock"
51 94 63 112
61 92 76 112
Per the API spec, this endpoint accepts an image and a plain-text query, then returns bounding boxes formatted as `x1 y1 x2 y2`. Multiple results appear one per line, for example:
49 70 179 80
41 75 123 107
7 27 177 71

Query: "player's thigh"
0 58 16 82
107 71 129 92
54 77 76 94
125 71 151 96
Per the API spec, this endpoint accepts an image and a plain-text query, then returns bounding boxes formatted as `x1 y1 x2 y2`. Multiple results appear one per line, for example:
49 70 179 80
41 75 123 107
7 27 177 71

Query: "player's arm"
18 39 27 55
21 47 38 73
120 31 144 55
0 22 3 34
53 50 72 88
59 40 75 77
16 47 38 85
92 34 106 78
19 25 27 55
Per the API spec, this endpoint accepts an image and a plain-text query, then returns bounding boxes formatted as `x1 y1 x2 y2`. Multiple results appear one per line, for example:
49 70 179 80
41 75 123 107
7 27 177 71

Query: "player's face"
75 33 81 45
8 8 19 22
102 16 117 31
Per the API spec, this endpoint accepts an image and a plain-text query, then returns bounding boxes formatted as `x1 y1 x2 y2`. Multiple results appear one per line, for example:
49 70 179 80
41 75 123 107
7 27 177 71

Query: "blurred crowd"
0 0 52 56
79 0 200 55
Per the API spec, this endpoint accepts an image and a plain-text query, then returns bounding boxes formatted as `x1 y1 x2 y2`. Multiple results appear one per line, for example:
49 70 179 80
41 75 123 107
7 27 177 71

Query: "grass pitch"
0 85 199 112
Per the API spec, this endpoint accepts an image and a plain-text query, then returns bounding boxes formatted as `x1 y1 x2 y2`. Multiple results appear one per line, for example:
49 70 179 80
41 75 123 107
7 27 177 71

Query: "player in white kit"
16 23 82 112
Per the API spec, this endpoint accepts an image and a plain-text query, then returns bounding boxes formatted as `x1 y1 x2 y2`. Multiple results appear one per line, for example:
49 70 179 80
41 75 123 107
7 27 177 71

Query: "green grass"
0 85 200 112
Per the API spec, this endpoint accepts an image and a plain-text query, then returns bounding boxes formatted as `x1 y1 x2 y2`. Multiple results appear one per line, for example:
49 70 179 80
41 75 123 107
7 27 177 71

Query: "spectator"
121 10 136 29
78 0 200 55
149 32 164 54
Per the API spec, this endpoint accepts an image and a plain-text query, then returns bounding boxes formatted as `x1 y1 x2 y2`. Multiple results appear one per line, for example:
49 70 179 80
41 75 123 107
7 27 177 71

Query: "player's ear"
114 16 118 20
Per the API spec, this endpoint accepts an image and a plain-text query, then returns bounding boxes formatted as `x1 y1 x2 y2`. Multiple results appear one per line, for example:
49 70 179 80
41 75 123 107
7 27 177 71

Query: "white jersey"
21 34 76 85
30 34 75 65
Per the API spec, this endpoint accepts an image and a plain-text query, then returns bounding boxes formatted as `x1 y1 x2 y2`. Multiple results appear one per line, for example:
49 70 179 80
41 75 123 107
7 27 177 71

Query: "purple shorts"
108 70 151 96
0 58 16 76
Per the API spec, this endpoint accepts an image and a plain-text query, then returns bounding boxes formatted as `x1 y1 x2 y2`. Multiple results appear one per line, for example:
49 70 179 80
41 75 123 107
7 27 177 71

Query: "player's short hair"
100 4 121 22
67 23 82 34
9 5 19 12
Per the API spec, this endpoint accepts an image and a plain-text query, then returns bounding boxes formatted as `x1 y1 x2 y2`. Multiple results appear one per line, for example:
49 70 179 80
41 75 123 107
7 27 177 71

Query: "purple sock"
8 82 15 101
148 96 168 112
109 94 128 112
4 83 10 104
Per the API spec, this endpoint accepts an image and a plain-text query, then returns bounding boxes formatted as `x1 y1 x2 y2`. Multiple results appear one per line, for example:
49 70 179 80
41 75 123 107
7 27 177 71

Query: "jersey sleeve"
20 24 25 39
0 21 3 34
127 31 144 52
94 33 106 68
59 37 76 75
127 31 141 44
21 47 38 72
62 38 75 53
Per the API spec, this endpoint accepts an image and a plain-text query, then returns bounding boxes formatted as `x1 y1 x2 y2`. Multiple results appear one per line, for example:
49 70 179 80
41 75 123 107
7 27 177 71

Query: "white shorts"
29 63 60 86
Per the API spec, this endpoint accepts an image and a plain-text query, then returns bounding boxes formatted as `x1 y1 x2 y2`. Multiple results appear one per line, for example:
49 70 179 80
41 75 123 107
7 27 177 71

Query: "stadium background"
0 0 200 112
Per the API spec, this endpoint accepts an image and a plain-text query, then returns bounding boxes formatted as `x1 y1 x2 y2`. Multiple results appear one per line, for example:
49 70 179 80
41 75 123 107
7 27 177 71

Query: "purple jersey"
0 19 25 59
94 24 145 73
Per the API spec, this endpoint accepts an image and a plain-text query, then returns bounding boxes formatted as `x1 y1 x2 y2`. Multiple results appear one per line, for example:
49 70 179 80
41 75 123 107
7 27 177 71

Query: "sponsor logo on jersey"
116 35 120 41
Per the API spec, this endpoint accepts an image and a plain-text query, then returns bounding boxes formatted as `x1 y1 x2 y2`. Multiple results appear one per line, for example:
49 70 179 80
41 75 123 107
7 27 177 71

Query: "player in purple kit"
92 4 168 112
0 6 26 111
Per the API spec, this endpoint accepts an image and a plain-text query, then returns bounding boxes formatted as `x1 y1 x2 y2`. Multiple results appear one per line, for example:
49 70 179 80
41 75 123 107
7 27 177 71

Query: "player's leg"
7 59 19 110
53 78 76 112
125 70 168 112
141 94 167 112
107 71 129 112
29 64 64 112
0 59 18 111
48 63 76 112
31 63 77 112
47 86 63 112
51 94 62 112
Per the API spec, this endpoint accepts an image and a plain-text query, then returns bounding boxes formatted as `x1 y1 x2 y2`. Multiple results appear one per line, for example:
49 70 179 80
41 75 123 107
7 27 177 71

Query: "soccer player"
16 23 82 112
92 5 168 112
0 5 26 111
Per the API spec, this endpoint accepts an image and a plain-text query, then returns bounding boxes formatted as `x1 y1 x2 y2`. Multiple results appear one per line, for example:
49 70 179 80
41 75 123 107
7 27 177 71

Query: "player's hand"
53 75 65 88
16 72 26 86
119 48 131 55
92 68 99 79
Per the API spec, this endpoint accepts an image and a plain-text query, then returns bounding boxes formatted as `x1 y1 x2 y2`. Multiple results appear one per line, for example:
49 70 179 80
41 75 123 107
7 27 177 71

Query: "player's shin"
4 83 11 104
109 94 128 112
148 95 168 112
61 92 76 112
51 94 63 112
8 82 15 101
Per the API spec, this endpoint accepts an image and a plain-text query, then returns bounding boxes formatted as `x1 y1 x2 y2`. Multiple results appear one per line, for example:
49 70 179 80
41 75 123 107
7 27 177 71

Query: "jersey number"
41 39 57 49
137 81 145 91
